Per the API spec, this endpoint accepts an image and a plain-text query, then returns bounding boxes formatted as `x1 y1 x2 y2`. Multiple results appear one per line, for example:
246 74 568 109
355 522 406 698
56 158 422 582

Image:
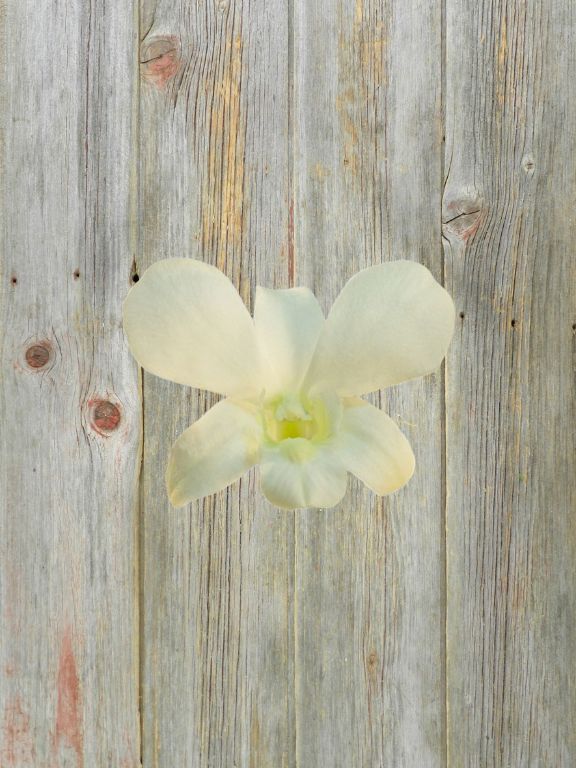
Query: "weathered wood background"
1 0 574 765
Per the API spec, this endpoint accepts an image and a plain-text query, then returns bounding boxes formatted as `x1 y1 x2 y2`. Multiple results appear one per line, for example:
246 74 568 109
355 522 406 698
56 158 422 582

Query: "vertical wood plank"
444 0 576 764
293 0 445 765
138 1 293 765
0 1 141 765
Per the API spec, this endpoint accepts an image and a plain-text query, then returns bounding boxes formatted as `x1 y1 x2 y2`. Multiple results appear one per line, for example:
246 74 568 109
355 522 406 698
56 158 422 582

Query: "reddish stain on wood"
442 194 484 245
459 215 482 243
288 198 295 287
25 342 51 369
1 697 36 766
89 399 121 434
444 210 483 244
53 628 83 768
141 36 181 89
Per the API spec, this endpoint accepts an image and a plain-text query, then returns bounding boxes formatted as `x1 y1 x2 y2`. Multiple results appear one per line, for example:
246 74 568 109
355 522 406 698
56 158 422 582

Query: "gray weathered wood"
0 0 141 765
2 0 575 765
444 0 576 764
138 1 294 765
293 0 446 765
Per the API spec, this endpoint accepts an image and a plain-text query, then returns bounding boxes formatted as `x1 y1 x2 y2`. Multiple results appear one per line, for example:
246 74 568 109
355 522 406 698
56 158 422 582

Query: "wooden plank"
293 0 445 765
0 1 141 766
138 1 294 765
444 0 576 764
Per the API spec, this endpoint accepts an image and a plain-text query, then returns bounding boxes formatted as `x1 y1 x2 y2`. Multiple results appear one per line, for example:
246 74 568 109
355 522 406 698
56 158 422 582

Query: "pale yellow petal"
254 286 325 395
123 258 261 397
335 397 415 495
305 260 455 396
166 399 262 507
260 441 347 510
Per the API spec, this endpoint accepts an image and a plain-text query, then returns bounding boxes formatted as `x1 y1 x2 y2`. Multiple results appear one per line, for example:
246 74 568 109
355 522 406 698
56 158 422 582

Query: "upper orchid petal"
303 261 455 397
335 397 415 495
166 398 262 507
123 258 261 397
254 286 324 395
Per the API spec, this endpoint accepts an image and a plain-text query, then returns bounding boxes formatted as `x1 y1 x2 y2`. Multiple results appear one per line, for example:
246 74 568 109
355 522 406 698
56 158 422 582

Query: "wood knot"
25 342 51 369
442 190 484 245
90 400 121 434
521 153 535 176
366 650 379 681
140 36 181 89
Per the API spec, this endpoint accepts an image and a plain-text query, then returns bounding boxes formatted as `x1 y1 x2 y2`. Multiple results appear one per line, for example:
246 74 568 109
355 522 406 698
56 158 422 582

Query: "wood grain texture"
138 1 294 765
444 0 576 764
0 0 141 766
293 0 445 765
2 0 575 765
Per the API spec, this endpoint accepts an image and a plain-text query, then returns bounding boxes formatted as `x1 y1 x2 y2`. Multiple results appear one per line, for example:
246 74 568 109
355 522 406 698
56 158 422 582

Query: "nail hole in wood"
459 311 465 319
511 319 516 328
132 273 140 283
11 276 17 285
572 323 576 331
73 269 80 279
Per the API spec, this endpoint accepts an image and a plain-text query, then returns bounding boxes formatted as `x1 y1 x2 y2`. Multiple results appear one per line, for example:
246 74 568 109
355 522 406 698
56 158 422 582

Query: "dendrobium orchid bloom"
123 259 454 509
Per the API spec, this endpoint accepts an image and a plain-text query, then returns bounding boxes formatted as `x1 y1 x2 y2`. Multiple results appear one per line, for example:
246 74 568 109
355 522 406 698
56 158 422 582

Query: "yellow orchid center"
263 393 333 446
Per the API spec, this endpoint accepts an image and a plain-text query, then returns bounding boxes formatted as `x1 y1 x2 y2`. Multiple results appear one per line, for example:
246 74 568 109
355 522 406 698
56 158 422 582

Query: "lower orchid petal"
166 399 262 507
260 442 348 510
335 397 415 495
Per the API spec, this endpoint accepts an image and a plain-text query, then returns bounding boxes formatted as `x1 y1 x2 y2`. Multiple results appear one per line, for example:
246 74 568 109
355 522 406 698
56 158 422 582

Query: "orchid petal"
254 287 324 395
304 261 455 396
123 258 261 397
335 397 415 495
260 442 347 509
166 399 262 507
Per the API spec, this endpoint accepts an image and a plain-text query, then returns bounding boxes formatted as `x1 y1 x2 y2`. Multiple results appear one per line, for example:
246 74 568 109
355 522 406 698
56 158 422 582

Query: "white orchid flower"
123 258 454 510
